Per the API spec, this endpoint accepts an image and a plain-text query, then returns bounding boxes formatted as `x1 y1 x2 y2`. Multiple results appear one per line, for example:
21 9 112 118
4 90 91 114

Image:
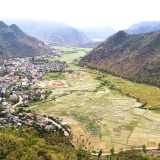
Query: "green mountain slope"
80 30 160 87
0 21 50 60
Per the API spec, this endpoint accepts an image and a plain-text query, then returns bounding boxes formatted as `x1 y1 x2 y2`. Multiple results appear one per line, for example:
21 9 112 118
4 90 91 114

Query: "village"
0 55 70 135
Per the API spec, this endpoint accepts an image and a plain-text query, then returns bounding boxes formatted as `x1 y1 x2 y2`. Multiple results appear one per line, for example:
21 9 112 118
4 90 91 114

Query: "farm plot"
35 80 68 88
30 71 160 152
51 46 92 70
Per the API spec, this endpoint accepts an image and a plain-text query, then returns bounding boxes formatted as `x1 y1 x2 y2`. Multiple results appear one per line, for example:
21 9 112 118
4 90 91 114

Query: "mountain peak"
0 22 51 61
0 21 8 28
10 24 19 29
114 30 126 38
9 24 24 35
1 19 91 45
116 30 126 36
108 30 127 44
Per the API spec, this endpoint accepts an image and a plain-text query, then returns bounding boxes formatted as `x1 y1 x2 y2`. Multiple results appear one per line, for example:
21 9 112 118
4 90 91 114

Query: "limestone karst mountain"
80 30 160 87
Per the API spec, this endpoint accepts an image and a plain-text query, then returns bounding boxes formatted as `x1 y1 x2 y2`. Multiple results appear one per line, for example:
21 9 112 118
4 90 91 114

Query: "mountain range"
2 19 91 46
0 21 50 61
78 26 116 41
125 21 160 34
80 30 160 87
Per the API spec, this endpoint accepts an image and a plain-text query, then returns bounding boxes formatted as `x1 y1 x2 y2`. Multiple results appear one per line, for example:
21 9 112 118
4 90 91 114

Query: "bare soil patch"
36 80 68 88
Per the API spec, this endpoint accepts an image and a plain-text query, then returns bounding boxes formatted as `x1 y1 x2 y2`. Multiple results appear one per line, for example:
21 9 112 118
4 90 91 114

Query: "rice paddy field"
52 46 92 70
30 46 160 153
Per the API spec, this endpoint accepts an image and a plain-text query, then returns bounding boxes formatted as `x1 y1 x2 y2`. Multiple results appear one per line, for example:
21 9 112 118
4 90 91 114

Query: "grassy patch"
59 51 85 63
52 46 91 52
149 105 160 110
86 69 160 109
51 46 92 70
42 72 66 80
51 46 76 52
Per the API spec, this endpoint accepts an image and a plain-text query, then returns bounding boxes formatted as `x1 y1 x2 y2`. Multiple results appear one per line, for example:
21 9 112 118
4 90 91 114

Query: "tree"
76 148 90 160
10 98 19 105
18 107 23 113
110 147 115 156
98 149 102 159
142 144 146 153
47 121 52 125
158 143 160 150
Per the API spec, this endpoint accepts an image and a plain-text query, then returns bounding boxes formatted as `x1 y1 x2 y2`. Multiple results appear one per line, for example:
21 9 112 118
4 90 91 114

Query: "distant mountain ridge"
0 21 50 61
80 30 160 87
2 19 91 46
125 21 160 34
78 26 116 41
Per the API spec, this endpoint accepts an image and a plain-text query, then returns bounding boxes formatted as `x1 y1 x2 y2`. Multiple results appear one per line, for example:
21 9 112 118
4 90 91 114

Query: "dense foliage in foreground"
0 127 91 160
0 127 159 160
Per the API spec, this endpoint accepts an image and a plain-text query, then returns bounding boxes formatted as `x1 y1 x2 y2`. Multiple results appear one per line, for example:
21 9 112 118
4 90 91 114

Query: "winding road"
13 95 23 108
10 95 23 113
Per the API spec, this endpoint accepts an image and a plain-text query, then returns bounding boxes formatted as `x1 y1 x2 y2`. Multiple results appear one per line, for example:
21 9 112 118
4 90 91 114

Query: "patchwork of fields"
30 46 160 152
31 71 160 152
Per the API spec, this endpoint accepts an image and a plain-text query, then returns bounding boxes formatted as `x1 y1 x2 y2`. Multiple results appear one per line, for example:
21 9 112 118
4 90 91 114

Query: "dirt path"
13 95 23 109
10 95 23 113
46 117 69 136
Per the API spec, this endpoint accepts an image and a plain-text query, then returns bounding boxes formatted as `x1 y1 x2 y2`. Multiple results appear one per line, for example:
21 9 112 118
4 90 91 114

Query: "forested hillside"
0 127 92 160
80 30 160 87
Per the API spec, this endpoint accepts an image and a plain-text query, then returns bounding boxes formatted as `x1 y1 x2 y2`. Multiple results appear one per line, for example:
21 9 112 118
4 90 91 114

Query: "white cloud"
0 0 160 30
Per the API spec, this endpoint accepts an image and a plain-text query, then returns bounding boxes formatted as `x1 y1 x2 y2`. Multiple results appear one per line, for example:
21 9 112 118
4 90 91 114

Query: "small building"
60 121 68 125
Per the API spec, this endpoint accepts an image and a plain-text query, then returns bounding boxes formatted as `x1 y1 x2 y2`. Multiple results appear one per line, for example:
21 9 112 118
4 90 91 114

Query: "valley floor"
29 46 160 153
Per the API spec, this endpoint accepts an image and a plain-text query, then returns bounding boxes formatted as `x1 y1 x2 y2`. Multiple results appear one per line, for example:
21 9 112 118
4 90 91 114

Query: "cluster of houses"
21 89 50 105
1 56 66 90
35 61 66 72
0 56 71 135
0 107 71 135
0 56 66 108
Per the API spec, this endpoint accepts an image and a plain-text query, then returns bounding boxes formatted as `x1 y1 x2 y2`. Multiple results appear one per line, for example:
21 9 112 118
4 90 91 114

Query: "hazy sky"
0 0 160 30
